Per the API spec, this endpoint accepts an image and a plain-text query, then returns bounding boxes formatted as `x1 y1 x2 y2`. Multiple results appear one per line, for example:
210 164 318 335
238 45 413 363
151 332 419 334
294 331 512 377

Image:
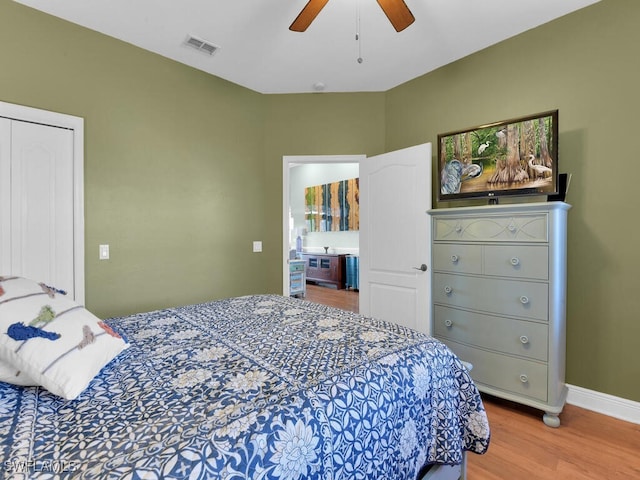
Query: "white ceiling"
14 0 599 94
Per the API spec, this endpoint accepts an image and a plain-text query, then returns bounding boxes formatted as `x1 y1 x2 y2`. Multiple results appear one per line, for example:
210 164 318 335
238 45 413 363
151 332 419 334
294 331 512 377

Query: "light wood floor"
304 283 359 313
302 283 640 479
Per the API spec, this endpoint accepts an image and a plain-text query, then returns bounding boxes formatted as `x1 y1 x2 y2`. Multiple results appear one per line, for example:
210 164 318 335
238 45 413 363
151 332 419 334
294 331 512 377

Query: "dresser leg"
543 412 561 428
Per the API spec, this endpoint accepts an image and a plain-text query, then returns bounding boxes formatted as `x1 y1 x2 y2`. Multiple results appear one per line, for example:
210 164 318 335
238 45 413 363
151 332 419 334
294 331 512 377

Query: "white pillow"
0 275 129 400
0 360 37 385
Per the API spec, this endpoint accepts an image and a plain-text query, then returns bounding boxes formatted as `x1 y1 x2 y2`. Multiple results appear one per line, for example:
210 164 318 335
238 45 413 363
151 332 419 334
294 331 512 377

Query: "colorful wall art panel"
305 178 359 232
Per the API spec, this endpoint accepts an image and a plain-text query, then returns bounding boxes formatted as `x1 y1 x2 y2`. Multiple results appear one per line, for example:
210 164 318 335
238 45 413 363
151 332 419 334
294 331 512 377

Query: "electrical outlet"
253 241 262 253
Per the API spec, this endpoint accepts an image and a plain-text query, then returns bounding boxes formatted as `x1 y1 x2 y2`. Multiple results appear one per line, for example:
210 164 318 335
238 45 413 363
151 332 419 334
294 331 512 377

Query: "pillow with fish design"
0 276 129 400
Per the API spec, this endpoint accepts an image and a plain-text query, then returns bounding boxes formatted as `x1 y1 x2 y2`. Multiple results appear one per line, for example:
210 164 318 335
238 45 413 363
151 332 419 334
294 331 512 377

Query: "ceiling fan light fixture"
185 34 220 56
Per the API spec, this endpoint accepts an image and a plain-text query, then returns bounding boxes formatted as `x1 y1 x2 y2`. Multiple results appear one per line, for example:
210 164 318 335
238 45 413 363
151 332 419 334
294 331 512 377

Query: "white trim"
567 384 640 425
0 101 85 304
282 155 365 296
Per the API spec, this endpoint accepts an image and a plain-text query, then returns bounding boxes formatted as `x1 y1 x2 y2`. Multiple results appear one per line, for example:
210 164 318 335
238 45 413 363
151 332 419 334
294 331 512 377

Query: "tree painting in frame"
305 178 359 232
438 110 559 202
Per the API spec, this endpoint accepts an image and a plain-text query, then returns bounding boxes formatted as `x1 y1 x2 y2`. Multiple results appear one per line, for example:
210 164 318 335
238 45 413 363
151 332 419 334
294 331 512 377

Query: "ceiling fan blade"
289 0 330 32
376 0 415 32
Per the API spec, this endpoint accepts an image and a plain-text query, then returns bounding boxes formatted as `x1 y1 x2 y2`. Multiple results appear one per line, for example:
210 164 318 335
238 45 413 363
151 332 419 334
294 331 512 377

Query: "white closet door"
7 120 75 297
0 119 11 272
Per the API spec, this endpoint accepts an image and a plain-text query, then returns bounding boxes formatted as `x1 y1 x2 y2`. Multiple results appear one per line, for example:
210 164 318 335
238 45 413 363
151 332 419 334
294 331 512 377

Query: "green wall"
1 0 639 403
262 93 386 292
385 0 640 402
0 1 267 317
0 1 385 319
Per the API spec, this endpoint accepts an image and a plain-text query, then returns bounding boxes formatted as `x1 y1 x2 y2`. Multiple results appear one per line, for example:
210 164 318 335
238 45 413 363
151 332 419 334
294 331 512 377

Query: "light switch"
99 244 110 260
253 241 262 253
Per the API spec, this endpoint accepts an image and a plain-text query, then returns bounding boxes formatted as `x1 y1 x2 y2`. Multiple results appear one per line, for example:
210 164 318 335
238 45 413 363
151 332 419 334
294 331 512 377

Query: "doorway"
282 155 364 309
282 144 432 333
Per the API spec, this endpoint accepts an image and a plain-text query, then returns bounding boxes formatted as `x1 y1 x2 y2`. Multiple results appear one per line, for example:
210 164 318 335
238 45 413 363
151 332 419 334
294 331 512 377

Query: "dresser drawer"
433 273 549 321
484 245 548 280
433 213 548 242
434 305 549 361
442 340 548 402
432 243 482 274
289 260 305 273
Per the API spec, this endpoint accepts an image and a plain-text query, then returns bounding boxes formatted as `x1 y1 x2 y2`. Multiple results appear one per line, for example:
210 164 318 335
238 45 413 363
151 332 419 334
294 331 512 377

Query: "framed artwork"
305 178 359 232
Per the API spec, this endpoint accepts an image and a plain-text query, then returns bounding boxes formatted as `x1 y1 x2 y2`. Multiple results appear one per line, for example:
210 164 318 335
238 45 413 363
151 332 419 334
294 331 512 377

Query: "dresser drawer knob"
520 335 529 344
520 295 529 305
510 257 520 266
444 286 453 295
519 374 529 383
508 224 517 232
450 254 459 263
444 319 453 328
455 225 463 233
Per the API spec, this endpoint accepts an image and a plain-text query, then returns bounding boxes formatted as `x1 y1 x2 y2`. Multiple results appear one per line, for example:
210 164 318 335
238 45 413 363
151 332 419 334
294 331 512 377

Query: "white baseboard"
566 384 640 425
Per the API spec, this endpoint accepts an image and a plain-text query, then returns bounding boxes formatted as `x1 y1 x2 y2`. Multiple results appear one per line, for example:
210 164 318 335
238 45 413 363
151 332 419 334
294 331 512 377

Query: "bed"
0 282 489 479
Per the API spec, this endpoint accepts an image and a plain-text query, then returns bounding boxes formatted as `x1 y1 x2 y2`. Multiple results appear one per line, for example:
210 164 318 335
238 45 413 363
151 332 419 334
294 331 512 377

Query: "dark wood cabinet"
302 253 346 289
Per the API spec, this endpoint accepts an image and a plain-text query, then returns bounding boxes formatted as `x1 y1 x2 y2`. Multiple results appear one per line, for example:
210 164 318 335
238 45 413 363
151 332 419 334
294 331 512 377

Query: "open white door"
359 143 432 333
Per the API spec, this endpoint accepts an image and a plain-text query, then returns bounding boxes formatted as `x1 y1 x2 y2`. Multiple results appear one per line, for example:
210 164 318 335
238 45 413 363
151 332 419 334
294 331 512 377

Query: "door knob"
413 264 428 272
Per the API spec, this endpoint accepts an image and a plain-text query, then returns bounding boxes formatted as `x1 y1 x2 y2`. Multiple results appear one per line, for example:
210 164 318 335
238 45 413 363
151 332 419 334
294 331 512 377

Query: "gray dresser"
428 202 570 427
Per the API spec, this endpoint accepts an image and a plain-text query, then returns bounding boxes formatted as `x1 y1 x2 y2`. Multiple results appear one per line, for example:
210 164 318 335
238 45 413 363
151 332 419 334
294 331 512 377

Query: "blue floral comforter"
0 294 489 479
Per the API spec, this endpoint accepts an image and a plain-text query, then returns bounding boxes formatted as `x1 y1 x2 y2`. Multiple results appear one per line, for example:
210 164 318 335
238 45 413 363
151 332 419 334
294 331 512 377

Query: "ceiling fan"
290 0 415 33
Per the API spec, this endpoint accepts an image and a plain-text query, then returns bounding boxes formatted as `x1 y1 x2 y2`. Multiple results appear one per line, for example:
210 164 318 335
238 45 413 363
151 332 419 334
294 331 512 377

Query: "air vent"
185 35 220 56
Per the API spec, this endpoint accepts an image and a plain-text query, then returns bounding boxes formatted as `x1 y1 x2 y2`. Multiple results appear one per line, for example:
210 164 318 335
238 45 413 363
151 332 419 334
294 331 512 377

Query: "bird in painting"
462 162 484 180
477 142 490 155
441 159 463 194
527 154 552 178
